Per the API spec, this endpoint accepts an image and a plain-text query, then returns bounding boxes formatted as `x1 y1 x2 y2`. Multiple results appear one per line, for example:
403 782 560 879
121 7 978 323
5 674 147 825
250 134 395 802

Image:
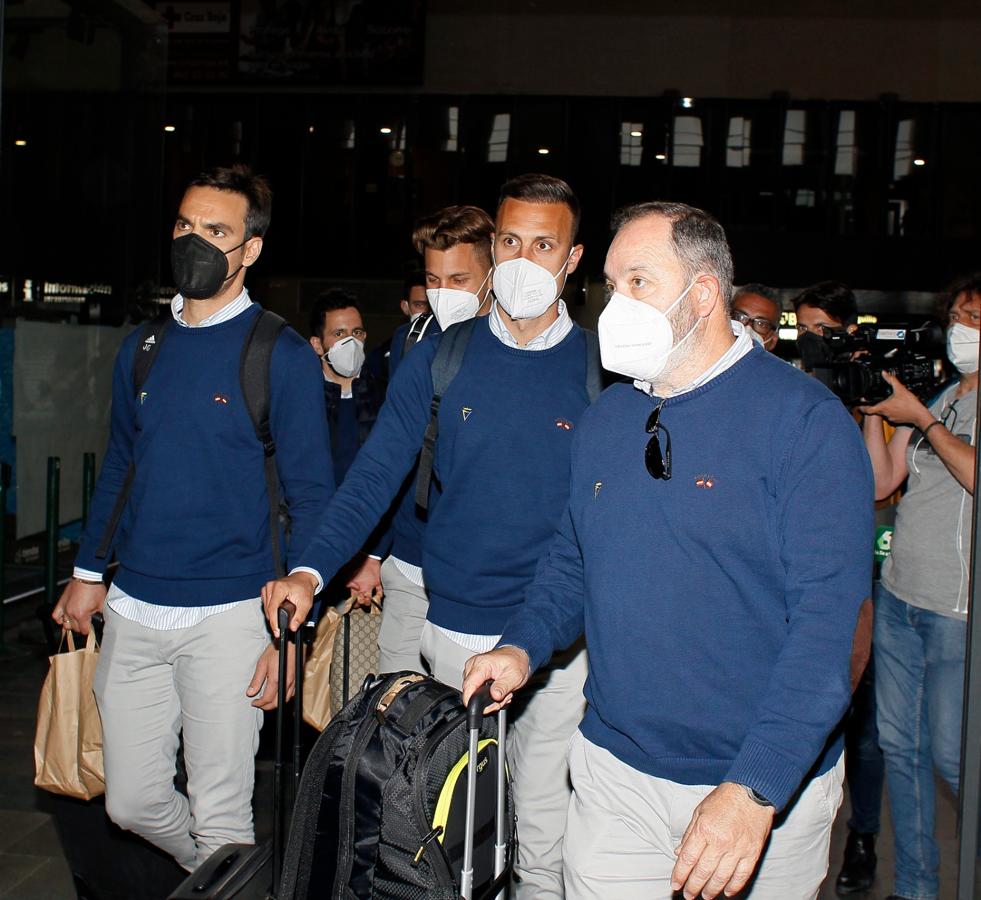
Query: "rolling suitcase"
277 673 514 899
168 602 305 900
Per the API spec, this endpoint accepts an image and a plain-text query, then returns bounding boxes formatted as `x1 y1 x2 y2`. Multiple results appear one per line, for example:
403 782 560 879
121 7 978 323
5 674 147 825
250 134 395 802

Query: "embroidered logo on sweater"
694 475 716 489
142 335 156 351
461 406 472 421
593 481 603 499
555 418 573 431
139 392 148 405
213 393 229 405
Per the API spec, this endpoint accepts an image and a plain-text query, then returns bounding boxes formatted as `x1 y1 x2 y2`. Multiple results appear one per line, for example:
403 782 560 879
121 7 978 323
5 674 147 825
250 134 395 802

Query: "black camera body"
803 322 946 406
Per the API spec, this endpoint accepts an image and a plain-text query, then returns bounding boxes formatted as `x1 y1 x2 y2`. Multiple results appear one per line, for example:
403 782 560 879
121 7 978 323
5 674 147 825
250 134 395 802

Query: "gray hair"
611 201 735 312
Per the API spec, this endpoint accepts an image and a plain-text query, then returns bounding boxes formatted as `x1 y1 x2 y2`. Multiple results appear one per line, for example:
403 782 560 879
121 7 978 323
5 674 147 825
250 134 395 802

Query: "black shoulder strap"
240 309 288 576
414 317 477 510
95 313 173 559
583 328 602 402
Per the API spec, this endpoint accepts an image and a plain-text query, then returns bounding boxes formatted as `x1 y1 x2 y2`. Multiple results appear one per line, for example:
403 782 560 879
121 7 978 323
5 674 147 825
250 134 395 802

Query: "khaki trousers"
93 601 269 871
564 732 845 899
377 556 429 674
420 621 587 899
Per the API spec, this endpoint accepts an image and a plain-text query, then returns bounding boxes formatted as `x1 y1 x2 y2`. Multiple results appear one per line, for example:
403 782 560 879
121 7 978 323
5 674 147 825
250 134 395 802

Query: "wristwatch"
740 784 774 807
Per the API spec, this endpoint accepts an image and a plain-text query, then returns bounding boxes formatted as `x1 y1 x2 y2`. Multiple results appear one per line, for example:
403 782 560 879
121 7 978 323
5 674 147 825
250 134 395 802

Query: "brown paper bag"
34 628 105 801
303 595 382 731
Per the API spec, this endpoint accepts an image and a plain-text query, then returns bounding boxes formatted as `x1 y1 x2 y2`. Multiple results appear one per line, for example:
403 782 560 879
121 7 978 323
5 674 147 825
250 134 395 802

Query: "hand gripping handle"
466 679 495 732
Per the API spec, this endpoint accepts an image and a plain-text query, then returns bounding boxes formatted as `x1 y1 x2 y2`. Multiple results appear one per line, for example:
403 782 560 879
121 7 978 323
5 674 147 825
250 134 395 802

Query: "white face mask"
947 322 980 375
325 335 365 379
492 251 573 320
427 269 492 331
598 280 699 383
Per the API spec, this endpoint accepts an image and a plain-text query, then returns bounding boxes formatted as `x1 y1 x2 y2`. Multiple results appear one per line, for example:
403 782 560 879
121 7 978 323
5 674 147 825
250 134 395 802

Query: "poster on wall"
237 0 425 84
156 0 236 83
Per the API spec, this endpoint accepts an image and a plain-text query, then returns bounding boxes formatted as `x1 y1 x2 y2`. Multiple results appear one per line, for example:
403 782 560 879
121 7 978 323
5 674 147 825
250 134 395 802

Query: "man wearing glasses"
464 202 873 899
732 283 781 352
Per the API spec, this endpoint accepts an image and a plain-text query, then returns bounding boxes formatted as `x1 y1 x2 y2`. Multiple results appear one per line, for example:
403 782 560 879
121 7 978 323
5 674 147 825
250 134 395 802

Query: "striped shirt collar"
171 288 253 328
488 299 574 351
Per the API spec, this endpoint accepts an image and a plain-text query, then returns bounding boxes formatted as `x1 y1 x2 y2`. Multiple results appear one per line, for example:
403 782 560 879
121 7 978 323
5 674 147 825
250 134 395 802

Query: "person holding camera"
858 275 980 900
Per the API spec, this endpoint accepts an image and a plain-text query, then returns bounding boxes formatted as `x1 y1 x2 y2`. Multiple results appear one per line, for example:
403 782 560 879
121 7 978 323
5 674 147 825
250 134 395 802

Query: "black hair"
791 281 858 327
734 283 780 304
187 163 273 238
309 288 361 338
497 173 581 242
403 271 426 299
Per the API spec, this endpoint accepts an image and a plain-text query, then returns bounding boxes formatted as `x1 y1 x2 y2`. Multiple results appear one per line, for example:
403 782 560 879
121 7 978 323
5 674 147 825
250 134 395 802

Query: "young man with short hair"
264 175 599 898
53 164 333 870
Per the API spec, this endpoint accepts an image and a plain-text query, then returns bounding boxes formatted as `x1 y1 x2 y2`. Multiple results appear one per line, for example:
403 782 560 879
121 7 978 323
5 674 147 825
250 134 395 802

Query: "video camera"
800 322 946 406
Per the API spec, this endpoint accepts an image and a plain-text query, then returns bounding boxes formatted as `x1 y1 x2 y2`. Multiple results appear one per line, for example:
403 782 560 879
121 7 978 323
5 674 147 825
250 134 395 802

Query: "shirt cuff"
367 554 382 561
289 566 324 595
73 566 104 582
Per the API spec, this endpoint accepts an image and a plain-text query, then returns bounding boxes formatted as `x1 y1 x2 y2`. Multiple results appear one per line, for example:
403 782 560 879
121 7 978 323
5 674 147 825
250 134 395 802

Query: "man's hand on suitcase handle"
262 572 319 636
246 640 296 710
462 646 532 714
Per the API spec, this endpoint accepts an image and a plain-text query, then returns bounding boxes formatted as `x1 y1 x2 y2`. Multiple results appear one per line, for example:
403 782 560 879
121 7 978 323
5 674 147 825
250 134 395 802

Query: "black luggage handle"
273 600 300 897
462 681 509 900
465 680 496 731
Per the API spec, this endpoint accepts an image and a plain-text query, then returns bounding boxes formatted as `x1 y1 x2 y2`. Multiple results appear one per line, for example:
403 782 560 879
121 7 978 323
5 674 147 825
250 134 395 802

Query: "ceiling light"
655 153 667 160
163 125 176 133
379 127 393 135
537 147 550 155
14 139 27 147
308 126 315 134
630 130 643 138
913 158 926 166
681 97 694 109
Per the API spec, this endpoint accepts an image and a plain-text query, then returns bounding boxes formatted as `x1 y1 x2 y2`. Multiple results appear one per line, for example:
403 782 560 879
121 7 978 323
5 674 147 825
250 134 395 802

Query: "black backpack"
95 308 289 574
278 672 515 900
415 318 602 509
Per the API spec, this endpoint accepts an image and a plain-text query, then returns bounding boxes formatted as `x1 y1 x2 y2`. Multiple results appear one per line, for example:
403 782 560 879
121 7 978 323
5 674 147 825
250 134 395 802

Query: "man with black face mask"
52 165 333 871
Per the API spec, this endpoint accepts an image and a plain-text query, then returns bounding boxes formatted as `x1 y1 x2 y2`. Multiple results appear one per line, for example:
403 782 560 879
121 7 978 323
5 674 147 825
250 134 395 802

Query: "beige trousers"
420 621 588 899
93 601 269 871
377 556 429 674
564 732 845 900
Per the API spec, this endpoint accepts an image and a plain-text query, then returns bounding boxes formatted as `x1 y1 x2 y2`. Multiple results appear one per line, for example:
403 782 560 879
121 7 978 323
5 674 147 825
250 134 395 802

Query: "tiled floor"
0 601 964 899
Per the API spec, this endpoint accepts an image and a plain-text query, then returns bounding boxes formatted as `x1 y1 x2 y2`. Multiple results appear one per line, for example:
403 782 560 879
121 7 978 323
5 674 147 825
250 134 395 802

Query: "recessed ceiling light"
537 147 550 155
14 140 27 147
630 130 643 138
655 153 667 160
913 158 926 166
164 125 176 133
681 97 694 108
379 127 393 135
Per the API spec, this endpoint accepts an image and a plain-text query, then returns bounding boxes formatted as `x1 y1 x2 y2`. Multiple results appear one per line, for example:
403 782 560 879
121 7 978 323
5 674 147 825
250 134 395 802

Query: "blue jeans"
874 583 966 900
845 654 884 834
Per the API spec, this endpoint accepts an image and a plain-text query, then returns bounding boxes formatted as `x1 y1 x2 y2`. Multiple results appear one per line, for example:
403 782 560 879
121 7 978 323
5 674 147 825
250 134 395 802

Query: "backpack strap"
414 317 477 511
95 313 173 560
583 328 602 401
240 309 288 576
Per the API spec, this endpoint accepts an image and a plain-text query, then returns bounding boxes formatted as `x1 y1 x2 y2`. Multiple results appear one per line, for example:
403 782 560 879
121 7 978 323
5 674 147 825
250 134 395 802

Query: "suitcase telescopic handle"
466 680 496 731
277 600 297 636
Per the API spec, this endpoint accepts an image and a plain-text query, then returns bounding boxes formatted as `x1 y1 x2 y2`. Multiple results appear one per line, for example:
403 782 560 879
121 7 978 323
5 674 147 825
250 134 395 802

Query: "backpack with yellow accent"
278 672 514 900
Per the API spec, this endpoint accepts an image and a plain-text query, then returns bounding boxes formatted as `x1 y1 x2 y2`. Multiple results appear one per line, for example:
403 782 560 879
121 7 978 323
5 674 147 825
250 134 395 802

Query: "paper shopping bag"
303 596 382 731
34 629 105 800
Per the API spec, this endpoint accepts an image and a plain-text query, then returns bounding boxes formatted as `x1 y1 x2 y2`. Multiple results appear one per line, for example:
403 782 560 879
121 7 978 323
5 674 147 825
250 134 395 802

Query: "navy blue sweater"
500 347 873 812
76 305 335 605
296 316 593 634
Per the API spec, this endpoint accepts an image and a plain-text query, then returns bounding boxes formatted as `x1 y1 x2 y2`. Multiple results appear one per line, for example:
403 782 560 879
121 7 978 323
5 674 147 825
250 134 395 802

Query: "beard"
645 296 703 392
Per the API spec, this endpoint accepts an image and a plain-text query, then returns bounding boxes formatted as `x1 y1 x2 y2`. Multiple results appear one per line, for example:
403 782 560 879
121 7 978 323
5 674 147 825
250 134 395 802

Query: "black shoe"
835 830 877 894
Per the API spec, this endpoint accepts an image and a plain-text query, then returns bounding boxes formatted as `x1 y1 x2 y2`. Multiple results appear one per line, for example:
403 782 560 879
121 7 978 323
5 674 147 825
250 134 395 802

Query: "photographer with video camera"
857 275 980 900
793 281 886 895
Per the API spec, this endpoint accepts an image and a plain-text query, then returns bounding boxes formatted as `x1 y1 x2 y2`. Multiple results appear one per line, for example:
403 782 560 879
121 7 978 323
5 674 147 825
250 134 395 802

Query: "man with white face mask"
464 201 873 900
262 174 599 897
309 290 389 603
374 205 496 675
856 276 981 900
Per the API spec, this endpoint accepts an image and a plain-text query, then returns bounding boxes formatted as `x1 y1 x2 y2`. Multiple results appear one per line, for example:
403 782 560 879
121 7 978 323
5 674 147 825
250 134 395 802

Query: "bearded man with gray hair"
464 201 873 900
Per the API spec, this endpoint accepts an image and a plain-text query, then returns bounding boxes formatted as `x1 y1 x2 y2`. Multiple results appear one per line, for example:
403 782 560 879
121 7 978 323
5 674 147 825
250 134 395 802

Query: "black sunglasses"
645 401 672 481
